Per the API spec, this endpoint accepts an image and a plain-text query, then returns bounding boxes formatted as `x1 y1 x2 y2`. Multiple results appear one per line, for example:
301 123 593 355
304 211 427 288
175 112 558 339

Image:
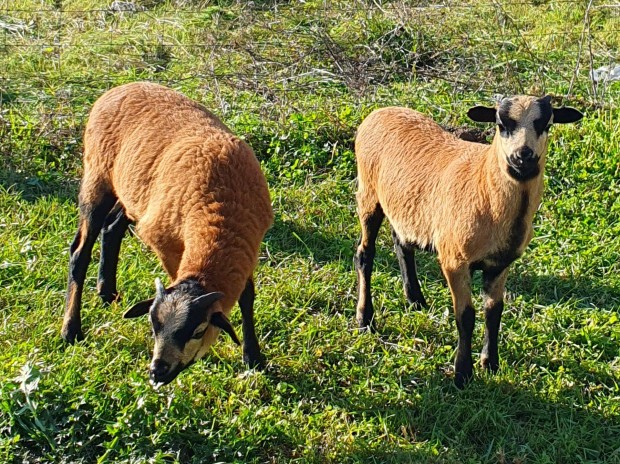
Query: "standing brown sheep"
63 82 273 385
354 96 583 387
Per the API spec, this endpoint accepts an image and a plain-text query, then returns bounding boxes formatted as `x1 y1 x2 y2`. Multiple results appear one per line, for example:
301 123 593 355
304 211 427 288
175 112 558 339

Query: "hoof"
243 353 265 370
454 371 473 389
480 355 499 373
356 315 376 332
98 291 119 305
61 324 84 344
97 281 120 305
454 355 474 389
357 322 376 334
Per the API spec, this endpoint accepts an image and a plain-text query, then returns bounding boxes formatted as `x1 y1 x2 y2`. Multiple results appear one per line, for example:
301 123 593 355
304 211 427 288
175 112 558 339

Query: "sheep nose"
150 359 170 381
516 147 534 161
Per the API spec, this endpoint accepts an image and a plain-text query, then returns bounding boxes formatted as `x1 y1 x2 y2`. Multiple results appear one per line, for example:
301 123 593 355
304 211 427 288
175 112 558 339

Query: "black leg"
454 304 475 388
354 205 384 329
62 195 116 343
97 204 130 304
443 265 474 389
238 278 264 369
481 267 509 373
391 227 427 308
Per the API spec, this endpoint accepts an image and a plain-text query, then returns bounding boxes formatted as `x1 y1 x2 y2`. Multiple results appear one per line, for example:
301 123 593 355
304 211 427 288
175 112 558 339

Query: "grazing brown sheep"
354 96 583 387
63 82 273 385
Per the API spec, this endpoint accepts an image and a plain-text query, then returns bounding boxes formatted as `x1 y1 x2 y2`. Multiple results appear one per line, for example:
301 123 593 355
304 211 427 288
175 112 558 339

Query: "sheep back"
354 106 535 266
82 82 273 311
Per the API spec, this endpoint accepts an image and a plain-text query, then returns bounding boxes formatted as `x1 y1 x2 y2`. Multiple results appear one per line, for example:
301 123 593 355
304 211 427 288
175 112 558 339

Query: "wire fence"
1 0 619 171
2 2 619 99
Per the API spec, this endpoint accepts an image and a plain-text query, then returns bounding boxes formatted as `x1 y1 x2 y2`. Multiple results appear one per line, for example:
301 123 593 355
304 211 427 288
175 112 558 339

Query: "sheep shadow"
264 362 619 463
510 272 620 312
264 209 618 319
8 335 618 463
265 215 444 279
0 168 79 203
265 216 357 265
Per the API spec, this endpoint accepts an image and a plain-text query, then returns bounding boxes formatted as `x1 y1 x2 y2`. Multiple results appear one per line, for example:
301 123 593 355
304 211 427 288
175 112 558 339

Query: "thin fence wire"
0 0 618 162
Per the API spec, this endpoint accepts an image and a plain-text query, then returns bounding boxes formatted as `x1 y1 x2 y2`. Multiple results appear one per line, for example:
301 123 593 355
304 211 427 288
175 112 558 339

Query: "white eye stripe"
191 330 206 340
191 323 209 338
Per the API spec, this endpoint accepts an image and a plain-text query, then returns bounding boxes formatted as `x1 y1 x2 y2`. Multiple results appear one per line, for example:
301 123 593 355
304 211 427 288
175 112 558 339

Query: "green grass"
1 1 620 462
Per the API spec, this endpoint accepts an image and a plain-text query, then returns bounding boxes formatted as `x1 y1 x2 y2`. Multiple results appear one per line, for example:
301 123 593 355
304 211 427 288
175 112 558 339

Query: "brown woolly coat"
355 107 543 271
81 82 273 315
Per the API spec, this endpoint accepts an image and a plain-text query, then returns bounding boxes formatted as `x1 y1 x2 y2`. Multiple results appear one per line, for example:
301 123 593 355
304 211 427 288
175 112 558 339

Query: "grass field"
1 0 620 462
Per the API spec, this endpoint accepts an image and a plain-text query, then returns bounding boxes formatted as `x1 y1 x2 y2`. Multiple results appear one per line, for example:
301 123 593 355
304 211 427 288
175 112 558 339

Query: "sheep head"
123 278 240 386
467 95 583 182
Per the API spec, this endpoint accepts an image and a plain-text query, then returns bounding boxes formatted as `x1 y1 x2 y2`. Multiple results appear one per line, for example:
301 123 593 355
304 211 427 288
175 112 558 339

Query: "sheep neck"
174 221 255 310
481 137 545 224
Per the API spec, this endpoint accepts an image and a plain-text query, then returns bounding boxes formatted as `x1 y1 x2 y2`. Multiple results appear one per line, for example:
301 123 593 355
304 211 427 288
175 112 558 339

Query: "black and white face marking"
468 95 583 182
151 294 210 350
150 283 230 385
124 278 235 386
496 99 518 136
532 95 553 136
497 96 553 138
498 96 550 181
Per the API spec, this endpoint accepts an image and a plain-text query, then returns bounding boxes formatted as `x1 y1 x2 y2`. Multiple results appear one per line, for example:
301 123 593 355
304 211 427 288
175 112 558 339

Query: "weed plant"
1 1 619 462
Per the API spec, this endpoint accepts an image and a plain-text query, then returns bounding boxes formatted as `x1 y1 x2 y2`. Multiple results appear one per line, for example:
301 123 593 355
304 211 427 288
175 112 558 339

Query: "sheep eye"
191 329 206 340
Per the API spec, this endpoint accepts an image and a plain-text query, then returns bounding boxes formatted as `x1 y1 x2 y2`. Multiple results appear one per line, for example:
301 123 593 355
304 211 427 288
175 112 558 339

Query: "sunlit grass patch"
1 0 619 462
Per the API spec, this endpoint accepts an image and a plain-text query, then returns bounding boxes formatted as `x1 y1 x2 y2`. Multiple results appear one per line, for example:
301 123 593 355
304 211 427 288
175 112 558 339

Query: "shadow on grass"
265 217 357 265
0 373 300 464
0 168 79 203
267 365 619 463
266 214 619 315
6 337 618 463
514 272 620 312
265 216 444 280
254 216 620 461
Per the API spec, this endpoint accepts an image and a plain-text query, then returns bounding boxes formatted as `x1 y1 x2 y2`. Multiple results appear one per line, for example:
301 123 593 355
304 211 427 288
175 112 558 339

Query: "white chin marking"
150 379 166 390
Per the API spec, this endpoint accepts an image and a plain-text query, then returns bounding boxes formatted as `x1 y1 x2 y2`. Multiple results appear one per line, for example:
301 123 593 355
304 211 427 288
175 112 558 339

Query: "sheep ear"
539 95 552 104
553 107 584 124
467 106 497 123
210 312 241 345
123 299 154 318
